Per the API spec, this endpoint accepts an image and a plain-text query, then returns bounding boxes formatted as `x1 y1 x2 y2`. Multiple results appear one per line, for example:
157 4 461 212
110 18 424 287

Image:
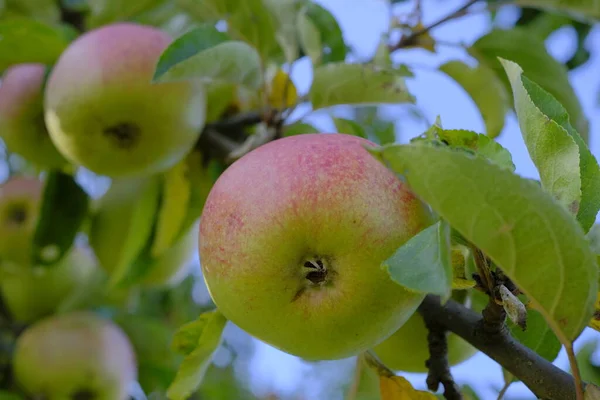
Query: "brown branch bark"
419 295 581 400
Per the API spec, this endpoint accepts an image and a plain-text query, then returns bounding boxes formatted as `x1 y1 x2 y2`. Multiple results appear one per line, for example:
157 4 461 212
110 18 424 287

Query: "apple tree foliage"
0 0 599 399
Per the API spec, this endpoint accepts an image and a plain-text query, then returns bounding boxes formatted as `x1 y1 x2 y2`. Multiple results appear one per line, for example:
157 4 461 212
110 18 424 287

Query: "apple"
0 63 67 169
12 311 137 400
371 292 478 372
199 133 435 360
44 22 207 178
0 176 43 267
0 246 98 324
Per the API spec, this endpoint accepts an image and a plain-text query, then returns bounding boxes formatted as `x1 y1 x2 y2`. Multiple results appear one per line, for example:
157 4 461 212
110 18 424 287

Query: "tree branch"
389 0 481 51
418 295 581 400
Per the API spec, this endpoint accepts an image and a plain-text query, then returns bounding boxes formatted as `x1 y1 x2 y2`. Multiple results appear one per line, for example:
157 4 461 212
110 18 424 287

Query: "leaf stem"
565 342 585 400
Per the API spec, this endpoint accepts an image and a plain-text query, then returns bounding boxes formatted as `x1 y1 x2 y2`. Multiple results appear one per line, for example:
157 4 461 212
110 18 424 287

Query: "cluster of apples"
0 22 206 399
0 17 480 400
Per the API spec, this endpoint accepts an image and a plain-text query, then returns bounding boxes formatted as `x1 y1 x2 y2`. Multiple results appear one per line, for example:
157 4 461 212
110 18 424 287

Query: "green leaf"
89 176 162 289
86 0 165 27
372 144 598 343
302 2 348 64
510 308 561 362
514 0 600 21
282 121 319 137
439 60 509 138
167 309 228 400
333 118 367 139
153 25 263 89
501 59 600 233
4 0 60 23
0 391 24 400
296 8 322 65
382 220 452 300
0 18 70 71
575 339 600 385
588 224 600 255
32 171 89 266
175 0 281 60
310 63 414 111
262 0 300 63
114 314 180 391
436 129 515 171
471 27 588 139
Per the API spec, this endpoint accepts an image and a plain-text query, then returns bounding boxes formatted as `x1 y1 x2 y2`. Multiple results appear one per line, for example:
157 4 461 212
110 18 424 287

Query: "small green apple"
0 246 98 323
0 176 43 266
199 133 435 360
13 311 137 400
0 63 67 169
44 22 207 178
372 292 478 372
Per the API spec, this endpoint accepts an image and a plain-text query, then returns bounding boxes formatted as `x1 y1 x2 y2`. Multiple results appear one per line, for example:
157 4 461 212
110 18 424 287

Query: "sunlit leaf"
167 310 228 400
439 60 509 138
153 25 262 89
296 7 322 65
266 68 298 109
310 63 414 111
501 59 600 233
471 27 588 139
382 220 452 301
372 143 598 343
302 2 348 64
333 118 368 139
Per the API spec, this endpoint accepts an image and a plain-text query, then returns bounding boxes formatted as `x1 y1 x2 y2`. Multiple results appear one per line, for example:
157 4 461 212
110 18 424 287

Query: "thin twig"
389 0 481 51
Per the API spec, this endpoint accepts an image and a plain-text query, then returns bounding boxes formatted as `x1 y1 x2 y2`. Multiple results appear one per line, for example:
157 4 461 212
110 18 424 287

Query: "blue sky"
224 1 600 399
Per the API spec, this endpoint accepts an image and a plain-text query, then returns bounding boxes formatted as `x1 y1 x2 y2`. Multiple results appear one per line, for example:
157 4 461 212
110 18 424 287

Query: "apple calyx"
303 257 330 285
103 122 141 149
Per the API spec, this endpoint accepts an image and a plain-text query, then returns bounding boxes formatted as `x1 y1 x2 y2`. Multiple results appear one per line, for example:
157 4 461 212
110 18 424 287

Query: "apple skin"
371 296 478 373
199 133 435 361
0 63 67 169
0 176 43 267
13 311 138 400
44 22 207 178
0 246 98 324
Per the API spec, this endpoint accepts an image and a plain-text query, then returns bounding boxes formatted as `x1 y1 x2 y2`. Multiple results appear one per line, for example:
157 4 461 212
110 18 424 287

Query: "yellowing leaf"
267 68 297 109
151 160 191 258
379 375 437 400
451 247 476 290
588 292 600 333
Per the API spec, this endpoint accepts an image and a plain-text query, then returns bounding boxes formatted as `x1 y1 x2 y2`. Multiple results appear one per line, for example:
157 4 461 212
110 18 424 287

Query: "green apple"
13 311 138 400
0 176 43 266
0 63 67 169
0 246 98 323
372 292 478 372
44 22 207 178
199 133 435 361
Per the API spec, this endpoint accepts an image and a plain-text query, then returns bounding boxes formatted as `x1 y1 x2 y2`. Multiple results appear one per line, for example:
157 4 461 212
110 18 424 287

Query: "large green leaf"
371 144 598 343
0 18 70 71
153 25 262 89
470 27 588 140
439 60 509 138
296 7 322 65
167 310 228 400
310 63 414 111
4 0 60 23
86 0 165 27
175 0 282 60
501 59 600 233
515 0 600 21
382 220 452 301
